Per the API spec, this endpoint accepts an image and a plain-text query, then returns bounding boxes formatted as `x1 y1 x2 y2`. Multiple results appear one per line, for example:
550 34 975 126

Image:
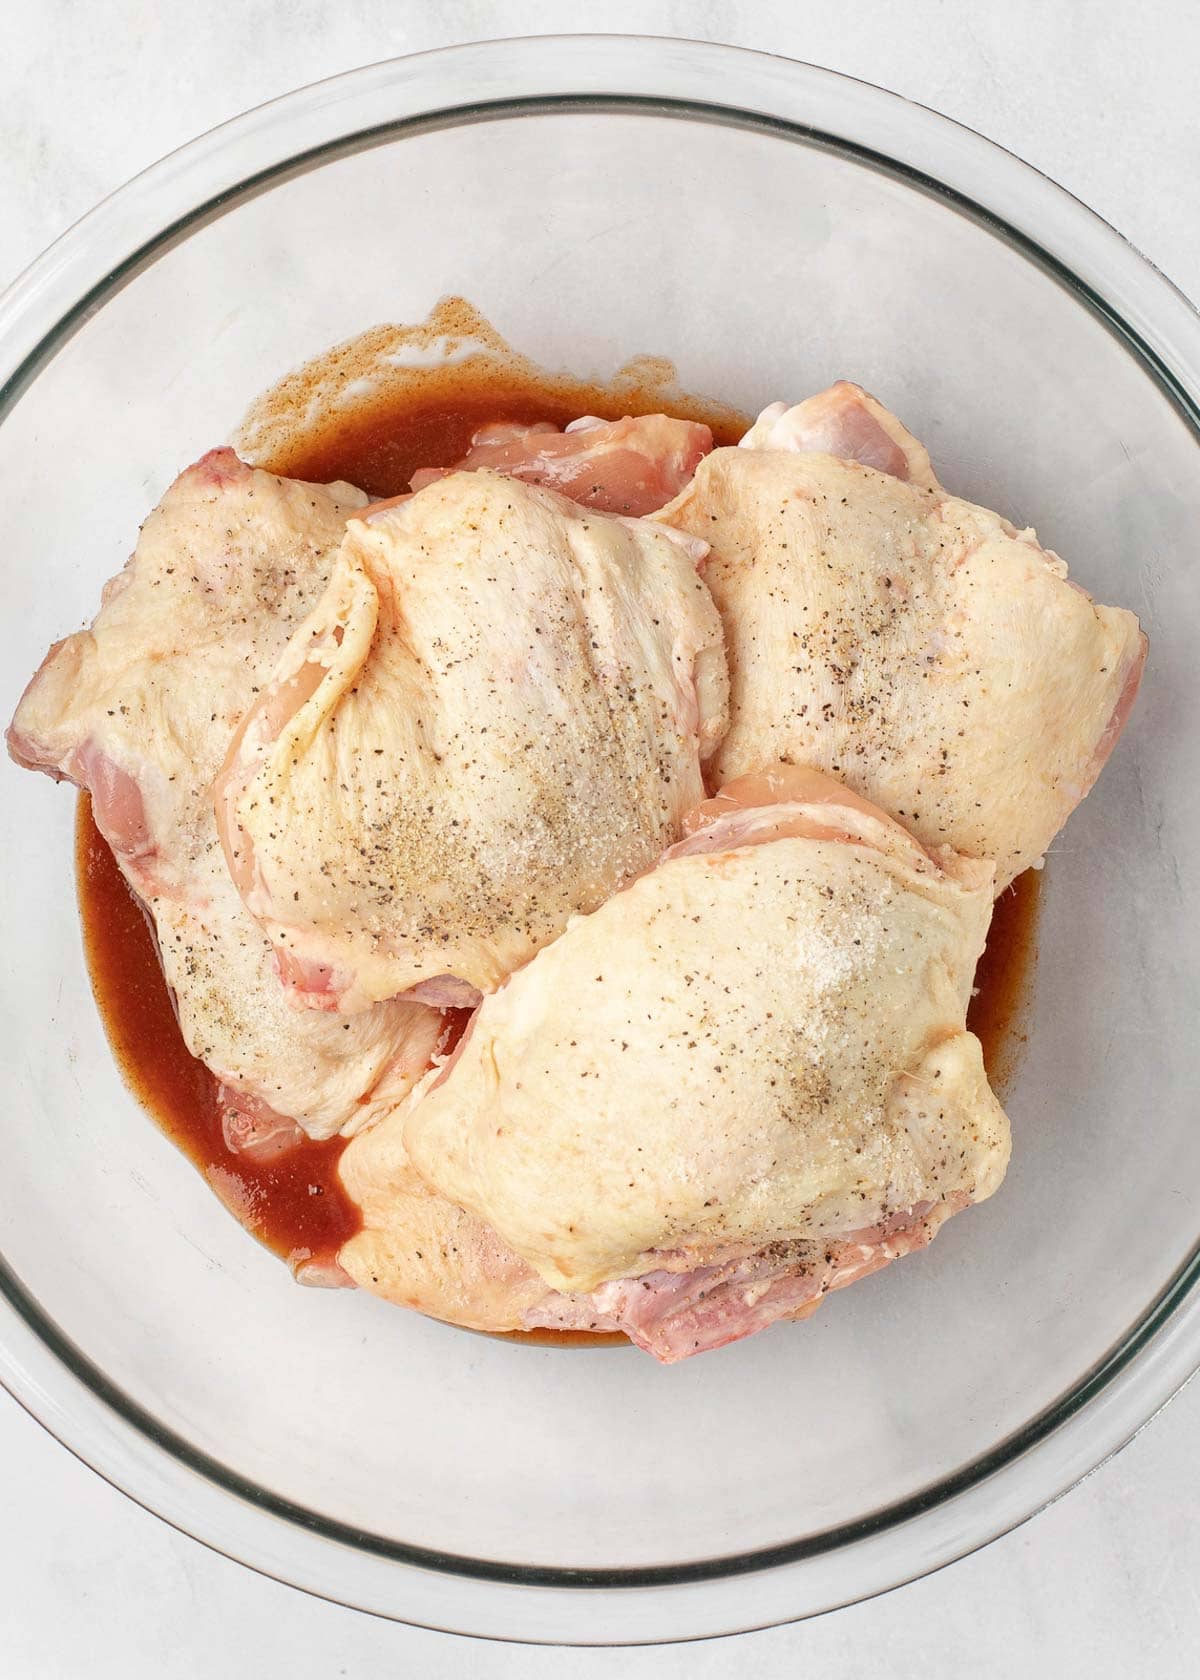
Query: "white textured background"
2 3 1198 1675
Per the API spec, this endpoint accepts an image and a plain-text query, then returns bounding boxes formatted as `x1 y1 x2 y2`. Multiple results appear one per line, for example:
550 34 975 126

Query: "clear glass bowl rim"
0 32 1197 1646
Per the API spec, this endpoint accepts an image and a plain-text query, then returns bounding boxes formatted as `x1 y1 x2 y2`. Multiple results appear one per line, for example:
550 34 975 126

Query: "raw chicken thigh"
658 383 1146 888
409 412 712 514
218 471 729 1012
8 450 443 1139
343 767 1009 1361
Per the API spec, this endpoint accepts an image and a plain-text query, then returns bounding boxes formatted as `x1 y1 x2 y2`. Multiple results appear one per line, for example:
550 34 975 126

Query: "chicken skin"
658 383 1146 888
341 767 1009 1361
218 471 729 1012
8 450 443 1140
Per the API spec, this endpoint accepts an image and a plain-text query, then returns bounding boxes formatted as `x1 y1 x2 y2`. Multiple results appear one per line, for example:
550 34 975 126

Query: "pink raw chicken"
8 449 444 1143
408 412 712 514
738 380 942 489
342 766 1010 1362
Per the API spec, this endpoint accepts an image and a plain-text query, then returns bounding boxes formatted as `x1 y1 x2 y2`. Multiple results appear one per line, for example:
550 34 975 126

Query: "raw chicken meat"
738 381 941 489
408 412 712 514
341 767 1009 1360
526 1199 965 1362
217 470 729 1012
8 449 443 1139
658 383 1146 889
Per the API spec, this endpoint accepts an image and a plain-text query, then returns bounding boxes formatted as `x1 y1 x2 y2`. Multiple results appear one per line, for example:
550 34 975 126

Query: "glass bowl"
1 35 1197 1647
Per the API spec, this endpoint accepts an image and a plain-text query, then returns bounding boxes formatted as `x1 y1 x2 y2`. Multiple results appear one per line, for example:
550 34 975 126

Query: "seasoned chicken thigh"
658 383 1146 888
346 767 1010 1360
9 450 443 1139
218 471 729 1012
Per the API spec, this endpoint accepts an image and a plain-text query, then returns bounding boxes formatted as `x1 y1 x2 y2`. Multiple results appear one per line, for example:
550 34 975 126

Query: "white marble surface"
2 3 1199 1674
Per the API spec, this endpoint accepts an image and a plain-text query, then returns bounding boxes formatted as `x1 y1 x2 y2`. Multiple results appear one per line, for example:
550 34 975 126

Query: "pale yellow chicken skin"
9 450 443 1140
389 767 1009 1300
658 389 1146 889
338 1132 552 1332
218 471 729 1013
